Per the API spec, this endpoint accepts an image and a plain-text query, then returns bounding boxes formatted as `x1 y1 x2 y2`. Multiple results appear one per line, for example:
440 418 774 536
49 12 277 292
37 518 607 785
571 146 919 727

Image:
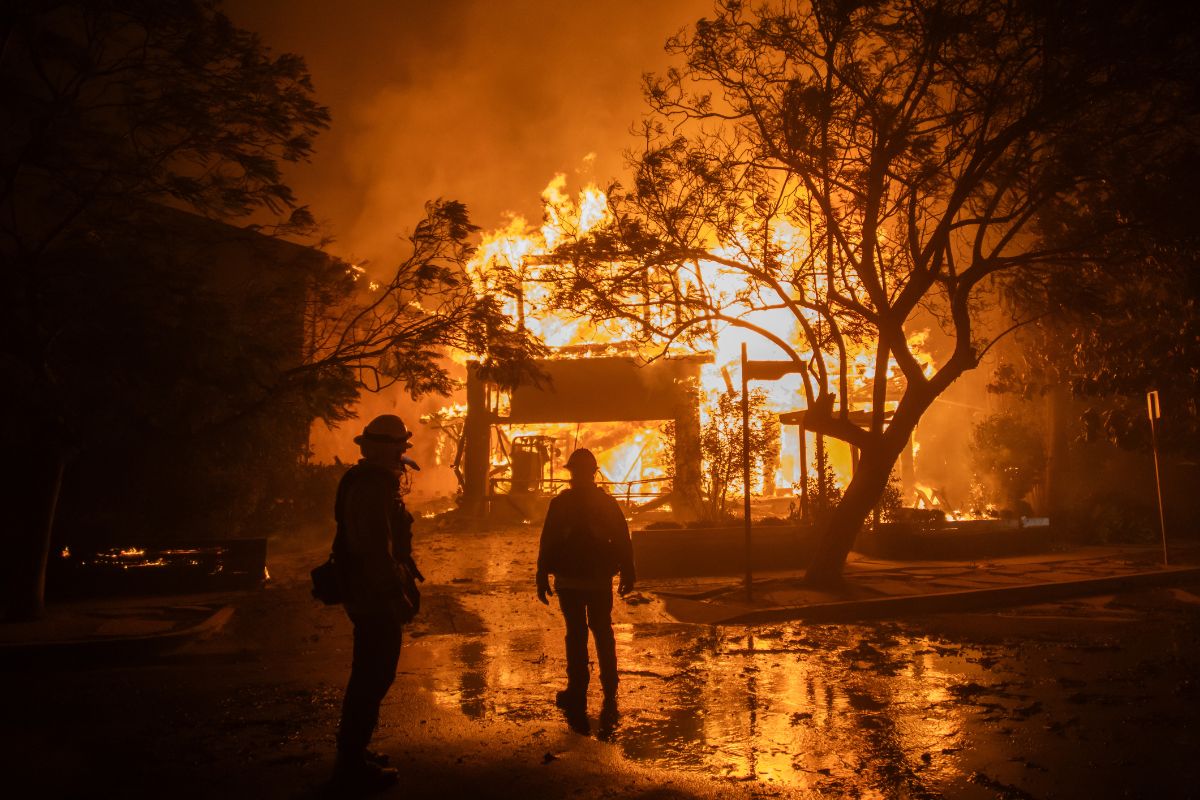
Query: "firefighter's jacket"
334 460 415 615
537 483 635 591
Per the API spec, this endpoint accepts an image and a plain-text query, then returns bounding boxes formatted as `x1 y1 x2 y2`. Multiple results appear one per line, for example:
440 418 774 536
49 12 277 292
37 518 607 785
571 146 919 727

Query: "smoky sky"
228 0 712 268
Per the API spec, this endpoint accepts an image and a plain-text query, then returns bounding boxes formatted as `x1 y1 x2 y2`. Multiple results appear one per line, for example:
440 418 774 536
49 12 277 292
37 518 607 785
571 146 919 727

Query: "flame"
458 170 940 505
484 420 670 495
469 177 624 350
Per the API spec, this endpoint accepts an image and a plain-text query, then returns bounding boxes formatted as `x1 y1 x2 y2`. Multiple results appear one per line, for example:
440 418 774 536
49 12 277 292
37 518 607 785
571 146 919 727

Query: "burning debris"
49 540 268 598
427 353 710 521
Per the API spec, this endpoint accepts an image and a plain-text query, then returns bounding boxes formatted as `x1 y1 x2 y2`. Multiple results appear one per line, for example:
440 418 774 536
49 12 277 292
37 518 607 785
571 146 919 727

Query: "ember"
49 540 268 598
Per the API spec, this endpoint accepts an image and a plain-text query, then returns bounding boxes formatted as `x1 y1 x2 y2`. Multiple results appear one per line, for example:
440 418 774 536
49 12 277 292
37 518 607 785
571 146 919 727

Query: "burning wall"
460 355 709 519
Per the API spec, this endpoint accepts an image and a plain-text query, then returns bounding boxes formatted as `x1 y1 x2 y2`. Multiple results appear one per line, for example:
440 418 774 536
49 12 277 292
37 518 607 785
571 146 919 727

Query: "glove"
536 571 553 605
618 573 635 596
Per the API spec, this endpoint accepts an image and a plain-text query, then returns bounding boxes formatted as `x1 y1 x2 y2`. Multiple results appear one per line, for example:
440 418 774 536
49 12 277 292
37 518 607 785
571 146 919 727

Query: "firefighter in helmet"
332 414 421 791
536 448 636 729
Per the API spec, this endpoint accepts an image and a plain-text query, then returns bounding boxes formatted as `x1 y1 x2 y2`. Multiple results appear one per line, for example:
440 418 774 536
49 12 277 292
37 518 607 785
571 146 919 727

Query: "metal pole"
799 425 809 521
742 343 753 602
1148 390 1168 566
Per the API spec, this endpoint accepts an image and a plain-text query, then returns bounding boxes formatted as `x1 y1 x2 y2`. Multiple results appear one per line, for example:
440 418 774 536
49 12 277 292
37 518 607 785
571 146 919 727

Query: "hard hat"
564 448 598 472
354 414 413 446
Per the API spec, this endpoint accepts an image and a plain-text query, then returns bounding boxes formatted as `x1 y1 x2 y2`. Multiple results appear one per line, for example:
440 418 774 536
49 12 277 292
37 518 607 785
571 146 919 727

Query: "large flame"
462 172 937 504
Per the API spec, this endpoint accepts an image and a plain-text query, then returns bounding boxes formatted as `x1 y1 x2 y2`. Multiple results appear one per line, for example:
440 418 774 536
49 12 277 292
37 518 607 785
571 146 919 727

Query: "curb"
0 605 235 661
710 566 1200 625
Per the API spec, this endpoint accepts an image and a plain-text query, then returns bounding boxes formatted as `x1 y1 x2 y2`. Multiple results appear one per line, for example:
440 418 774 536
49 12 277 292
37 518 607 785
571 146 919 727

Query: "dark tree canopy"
2 1 334 617
996 135 1200 452
2 0 330 240
4 0 333 450
302 199 545 408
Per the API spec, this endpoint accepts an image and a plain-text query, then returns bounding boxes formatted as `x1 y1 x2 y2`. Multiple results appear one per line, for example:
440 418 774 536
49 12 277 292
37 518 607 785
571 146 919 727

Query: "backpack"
392 559 421 623
553 489 621 580
309 467 356 606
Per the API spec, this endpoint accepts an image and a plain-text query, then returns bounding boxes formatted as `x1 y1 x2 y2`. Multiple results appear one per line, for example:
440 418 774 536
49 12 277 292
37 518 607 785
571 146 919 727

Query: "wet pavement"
4 521 1200 798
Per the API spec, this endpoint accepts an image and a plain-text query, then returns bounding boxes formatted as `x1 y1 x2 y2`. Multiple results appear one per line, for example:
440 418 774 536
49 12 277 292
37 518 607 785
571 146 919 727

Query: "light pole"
741 344 752 601
1147 390 1168 566
740 353 805 602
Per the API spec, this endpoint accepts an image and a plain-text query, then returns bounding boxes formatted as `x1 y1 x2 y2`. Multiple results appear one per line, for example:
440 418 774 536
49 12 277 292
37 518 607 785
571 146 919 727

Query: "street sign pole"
738 355 805 602
1147 390 1168 566
742 343 753 602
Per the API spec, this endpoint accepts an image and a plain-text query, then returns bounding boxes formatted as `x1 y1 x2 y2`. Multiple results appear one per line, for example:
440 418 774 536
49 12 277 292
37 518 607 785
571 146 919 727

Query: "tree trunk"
803 382 940 587
7 454 66 621
461 363 490 516
671 380 705 522
804 442 901 587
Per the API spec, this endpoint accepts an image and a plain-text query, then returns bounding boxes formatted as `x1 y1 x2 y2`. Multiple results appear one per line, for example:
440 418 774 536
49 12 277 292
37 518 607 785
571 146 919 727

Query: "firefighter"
536 448 636 727
332 414 421 791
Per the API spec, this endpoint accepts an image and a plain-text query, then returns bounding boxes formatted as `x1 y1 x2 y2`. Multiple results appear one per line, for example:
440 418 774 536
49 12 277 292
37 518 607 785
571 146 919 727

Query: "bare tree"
547 0 1197 585
297 200 542 404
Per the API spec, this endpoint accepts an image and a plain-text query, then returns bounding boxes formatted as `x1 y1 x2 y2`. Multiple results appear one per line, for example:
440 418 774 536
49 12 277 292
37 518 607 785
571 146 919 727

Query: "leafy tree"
699 387 780 520
1 0 332 618
872 469 902 524
301 200 542 402
664 385 781 522
992 141 1200 453
802 448 843 523
545 0 1199 585
969 412 1046 512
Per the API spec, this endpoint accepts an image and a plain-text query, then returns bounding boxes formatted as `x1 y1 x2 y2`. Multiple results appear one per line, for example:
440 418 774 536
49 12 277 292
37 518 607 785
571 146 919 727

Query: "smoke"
310 387 463 503
228 0 713 266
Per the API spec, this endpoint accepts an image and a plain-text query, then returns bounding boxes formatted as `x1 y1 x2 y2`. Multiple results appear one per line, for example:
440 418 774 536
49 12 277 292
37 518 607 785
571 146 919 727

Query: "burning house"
418 176 939 529
312 169 1087 561
453 353 711 520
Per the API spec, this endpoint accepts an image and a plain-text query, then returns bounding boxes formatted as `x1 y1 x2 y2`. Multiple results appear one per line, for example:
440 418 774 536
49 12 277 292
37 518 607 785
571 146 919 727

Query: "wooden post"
463 363 491 517
672 374 704 522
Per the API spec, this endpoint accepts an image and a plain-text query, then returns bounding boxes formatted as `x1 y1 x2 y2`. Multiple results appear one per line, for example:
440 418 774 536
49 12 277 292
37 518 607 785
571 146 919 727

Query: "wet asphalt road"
4 522 1200 799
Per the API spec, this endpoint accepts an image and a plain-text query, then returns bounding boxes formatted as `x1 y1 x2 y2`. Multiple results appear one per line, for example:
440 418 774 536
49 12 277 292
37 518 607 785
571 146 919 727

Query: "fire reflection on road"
410 617 1010 795
374 528 1200 797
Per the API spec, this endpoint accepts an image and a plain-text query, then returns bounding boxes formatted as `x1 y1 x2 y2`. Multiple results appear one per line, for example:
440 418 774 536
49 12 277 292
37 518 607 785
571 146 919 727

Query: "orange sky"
228 0 712 269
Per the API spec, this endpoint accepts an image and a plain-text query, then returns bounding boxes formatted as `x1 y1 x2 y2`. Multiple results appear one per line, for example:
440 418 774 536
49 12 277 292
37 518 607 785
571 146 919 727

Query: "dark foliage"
969 412 1046 511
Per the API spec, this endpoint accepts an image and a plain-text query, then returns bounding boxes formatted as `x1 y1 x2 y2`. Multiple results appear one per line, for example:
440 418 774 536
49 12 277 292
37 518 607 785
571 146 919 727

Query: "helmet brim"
354 431 413 445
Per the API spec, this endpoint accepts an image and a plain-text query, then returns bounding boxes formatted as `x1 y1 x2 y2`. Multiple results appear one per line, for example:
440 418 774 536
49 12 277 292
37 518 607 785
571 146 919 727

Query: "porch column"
462 362 491 515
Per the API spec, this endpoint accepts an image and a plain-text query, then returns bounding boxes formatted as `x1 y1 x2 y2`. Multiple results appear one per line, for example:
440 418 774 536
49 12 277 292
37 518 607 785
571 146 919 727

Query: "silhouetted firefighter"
331 414 423 792
536 448 636 732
